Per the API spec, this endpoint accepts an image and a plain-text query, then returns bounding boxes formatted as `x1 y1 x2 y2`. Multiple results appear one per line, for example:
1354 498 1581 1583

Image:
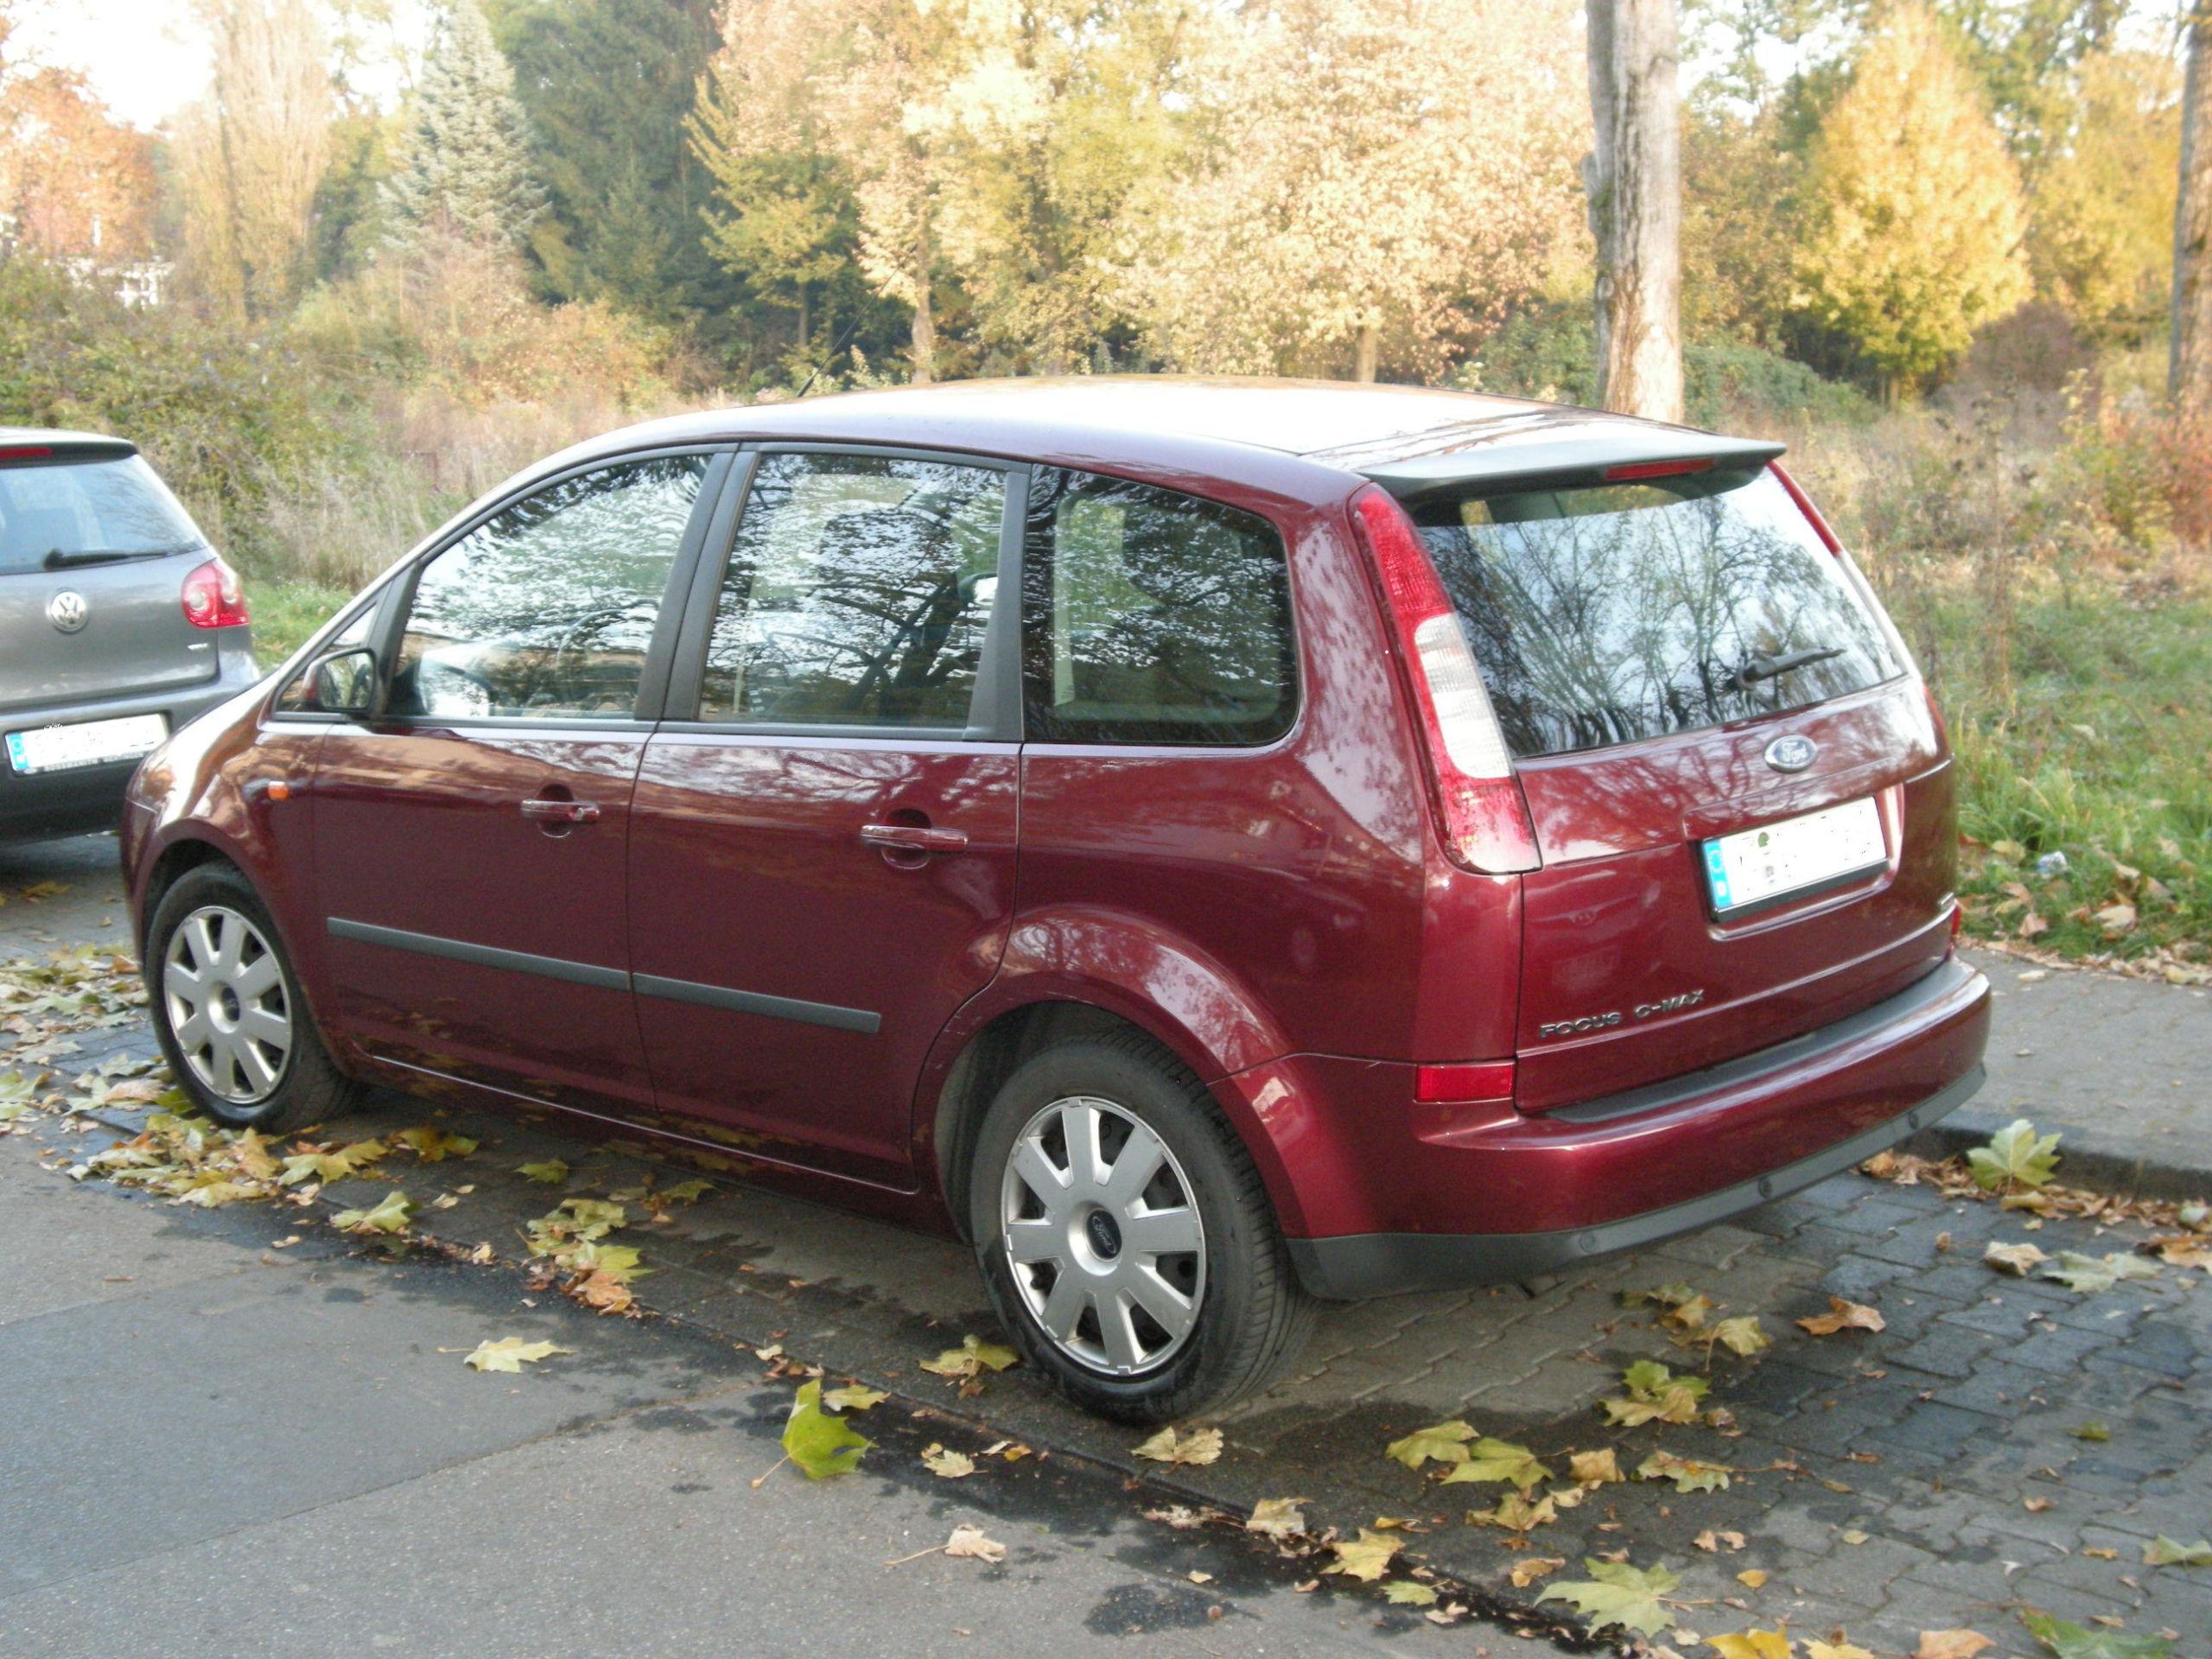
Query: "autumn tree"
1796 2 2028 397
1110 0 1587 380
2030 50 2180 346
1586 0 1685 420
383 0 544 250
170 0 335 318
0 68 156 260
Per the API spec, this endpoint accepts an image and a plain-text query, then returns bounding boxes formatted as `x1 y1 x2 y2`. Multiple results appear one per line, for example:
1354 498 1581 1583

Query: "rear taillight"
181 556 249 629
1770 461 1843 555
1350 486 1540 875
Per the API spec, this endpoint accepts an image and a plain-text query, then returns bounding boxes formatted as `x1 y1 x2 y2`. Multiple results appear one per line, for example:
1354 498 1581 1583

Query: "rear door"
310 450 723 1110
0 449 218 715
1407 465 1955 1109
626 448 1021 1187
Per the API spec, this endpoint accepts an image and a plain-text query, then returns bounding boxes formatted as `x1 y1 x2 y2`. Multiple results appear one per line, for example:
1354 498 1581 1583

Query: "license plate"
1702 797 1885 915
4 713 168 775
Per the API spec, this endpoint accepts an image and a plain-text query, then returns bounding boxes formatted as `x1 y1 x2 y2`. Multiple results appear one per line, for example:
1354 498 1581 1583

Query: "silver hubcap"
162 906 293 1106
999 1096 1206 1376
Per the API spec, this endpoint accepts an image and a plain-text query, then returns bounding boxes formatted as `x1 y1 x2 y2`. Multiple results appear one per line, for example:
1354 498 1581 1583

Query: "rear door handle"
859 823 969 854
522 798 601 825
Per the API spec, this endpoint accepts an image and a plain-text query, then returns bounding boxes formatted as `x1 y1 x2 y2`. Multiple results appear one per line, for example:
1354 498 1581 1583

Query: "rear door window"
1412 468 1900 759
0 455 204 575
1021 469 1297 746
698 451 1007 728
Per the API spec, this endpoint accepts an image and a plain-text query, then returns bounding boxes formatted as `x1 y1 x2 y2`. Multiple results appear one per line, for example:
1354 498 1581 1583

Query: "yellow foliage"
2029 51 2181 344
1797 2 2030 390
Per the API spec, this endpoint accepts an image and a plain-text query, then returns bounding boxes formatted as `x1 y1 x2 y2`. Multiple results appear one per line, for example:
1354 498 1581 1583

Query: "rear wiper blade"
41 548 162 569
1732 645 1846 690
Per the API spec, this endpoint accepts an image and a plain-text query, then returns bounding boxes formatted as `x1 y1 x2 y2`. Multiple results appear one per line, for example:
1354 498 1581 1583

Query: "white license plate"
4 713 168 776
1702 797 1885 914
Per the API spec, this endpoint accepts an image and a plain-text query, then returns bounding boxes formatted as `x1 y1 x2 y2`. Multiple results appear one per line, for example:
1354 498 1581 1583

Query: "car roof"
553 377 1782 503
0 426 137 457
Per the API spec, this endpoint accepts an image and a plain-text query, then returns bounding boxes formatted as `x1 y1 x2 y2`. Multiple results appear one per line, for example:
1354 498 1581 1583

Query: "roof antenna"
794 312 868 402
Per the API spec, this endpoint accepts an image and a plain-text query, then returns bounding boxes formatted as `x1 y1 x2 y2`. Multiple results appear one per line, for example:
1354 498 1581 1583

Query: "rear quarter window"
0 455 204 575
1414 468 1900 759
1021 469 1297 746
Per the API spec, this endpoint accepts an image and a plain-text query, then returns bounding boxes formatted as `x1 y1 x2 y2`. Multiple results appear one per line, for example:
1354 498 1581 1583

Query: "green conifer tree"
382 0 546 249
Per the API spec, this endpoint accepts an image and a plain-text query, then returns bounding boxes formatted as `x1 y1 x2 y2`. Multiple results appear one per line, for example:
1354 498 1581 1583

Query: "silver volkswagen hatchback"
0 429 258 841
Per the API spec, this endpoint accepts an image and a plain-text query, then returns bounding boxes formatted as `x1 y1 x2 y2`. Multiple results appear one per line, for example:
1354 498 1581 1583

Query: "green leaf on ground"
464 1337 569 1373
658 1179 714 1204
280 1137 386 1185
1537 1560 1681 1637
1708 1316 1771 1357
1382 1580 1438 1605
517 1160 569 1185
1465 1491 1557 1531
1325 1529 1401 1581
2144 1535 2212 1567
1967 1118 2061 1191
823 1384 887 1412
1133 1424 1224 1466
2021 1610 2177 1658
1385 1418 1477 1469
918 1332 1020 1380
1637 1450 1732 1492
1437 1437 1551 1491
2042 1251 2160 1294
331 1191 414 1235
1602 1361 1709 1426
782 1380 871 1479
397 1126 476 1162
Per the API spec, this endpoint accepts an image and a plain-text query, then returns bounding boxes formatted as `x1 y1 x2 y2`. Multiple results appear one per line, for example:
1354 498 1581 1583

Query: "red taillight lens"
1604 457 1713 482
1350 486 1540 875
0 444 54 461
1769 461 1843 556
1414 1059 1516 1104
181 556 249 629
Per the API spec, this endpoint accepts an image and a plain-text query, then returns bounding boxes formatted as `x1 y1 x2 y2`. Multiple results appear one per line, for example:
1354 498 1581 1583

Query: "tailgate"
0 550 219 715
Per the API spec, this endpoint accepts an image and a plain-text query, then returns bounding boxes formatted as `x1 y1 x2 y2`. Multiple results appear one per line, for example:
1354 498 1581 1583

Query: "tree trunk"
1353 321 1380 383
2171 4 2212 417
910 282 935 385
1584 0 1684 423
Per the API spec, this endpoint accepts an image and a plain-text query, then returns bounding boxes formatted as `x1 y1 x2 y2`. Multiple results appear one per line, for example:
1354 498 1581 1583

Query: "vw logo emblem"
46 590 89 633
1764 734 1818 772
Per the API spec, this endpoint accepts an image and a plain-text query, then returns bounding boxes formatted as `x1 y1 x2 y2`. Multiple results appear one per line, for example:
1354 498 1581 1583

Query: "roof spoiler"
1360 431 1786 505
0 435 138 466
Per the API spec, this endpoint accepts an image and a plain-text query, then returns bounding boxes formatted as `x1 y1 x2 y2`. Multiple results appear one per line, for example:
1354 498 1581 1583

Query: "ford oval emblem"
1764 734 1818 772
47 590 89 633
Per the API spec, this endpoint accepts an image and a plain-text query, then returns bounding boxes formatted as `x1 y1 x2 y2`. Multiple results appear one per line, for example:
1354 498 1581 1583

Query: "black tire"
144 861 364 1135
967 1031 1313 1424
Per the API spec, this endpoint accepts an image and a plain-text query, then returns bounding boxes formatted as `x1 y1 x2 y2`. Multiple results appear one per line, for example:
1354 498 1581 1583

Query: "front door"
312 452 718 1109
627 449 1021 1186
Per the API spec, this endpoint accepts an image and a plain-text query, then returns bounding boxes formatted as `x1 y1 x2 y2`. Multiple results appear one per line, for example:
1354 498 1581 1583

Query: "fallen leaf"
517 1160 569 1184
330 1190 414 1235
1245 1497 1309 1540
1325 1529 1402 1582
1695 1529 1746 1553
1185 1570 1212 1585
1133 1423 1224 1466
1840 1529 1869 1545
1708 1316 1772 1357
1438 1437 1552 1491
1737 1568 1769 1588
919 1333 1020 1381
1602 1359 1710 1425
463 1337 569 1372
1510 1555 1567 1587
658 1179 714 1204
1967 1120 2061 1192
1638 1450 1732 1492
1383 1580 1439 1605
1807 1643 1877 1659
1538 1560 1681 1637
2024 1496 2054 1513
921 1443 976 1478
1571 1448 1624 1484
1797 1297 1885 1336
1465 1491 1557 1532
2043 1252 2160 1294
781 1379 871 1479
397 1126 476 1162
1913 1631 1993 1659
2143 1536 2212 1567
823 1383 887 1412
2019 1610 2176 1659
944 1523 1006 1563
1385 1418 1477 1470
1986 1240 2050 1275
1708 1630 1791 1659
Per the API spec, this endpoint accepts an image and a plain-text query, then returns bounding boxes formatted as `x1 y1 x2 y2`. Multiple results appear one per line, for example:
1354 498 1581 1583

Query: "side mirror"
303 646 379 717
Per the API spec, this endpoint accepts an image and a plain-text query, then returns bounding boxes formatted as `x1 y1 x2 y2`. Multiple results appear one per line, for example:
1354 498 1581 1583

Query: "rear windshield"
0 454 205 575
1413 468 1901 759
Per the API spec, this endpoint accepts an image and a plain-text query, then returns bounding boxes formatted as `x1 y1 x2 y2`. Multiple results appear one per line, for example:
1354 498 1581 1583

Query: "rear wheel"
145 863 362 1135
968 1032 1312 1423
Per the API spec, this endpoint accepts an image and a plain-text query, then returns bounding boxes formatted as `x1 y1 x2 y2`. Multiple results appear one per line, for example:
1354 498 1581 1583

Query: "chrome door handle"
522 798 601 824
859 823 969 854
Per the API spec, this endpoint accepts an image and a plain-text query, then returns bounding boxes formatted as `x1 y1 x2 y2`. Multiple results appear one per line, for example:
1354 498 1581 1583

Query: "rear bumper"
0 667 254 842
1275 955 1991 1299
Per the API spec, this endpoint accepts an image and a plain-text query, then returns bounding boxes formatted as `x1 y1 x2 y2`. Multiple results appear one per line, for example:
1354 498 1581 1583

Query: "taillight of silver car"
181 556 250 629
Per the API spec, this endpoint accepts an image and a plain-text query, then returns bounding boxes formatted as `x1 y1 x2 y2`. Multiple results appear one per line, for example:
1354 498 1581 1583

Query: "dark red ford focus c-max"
121 378 1990 1421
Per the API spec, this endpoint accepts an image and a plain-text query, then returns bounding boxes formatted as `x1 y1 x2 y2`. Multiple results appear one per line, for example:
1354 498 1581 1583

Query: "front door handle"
859 823 969 855
522 798 602 825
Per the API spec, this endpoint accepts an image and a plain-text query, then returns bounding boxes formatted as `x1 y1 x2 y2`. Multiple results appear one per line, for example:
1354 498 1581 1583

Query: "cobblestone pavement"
6 838 2210 1655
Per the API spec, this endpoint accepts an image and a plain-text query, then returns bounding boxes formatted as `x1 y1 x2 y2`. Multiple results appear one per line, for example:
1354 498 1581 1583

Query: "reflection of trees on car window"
1419 472 1898 759
1021 468 1297 747
391 455 705 720
701 453 1005 727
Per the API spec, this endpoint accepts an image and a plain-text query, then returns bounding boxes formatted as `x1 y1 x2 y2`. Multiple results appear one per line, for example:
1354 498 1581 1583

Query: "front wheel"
145 862 364 1135
967 1033 1313 1424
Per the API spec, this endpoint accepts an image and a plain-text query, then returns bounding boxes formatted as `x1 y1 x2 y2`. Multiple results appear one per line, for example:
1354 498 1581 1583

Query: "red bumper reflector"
1414 1060 1516 1103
